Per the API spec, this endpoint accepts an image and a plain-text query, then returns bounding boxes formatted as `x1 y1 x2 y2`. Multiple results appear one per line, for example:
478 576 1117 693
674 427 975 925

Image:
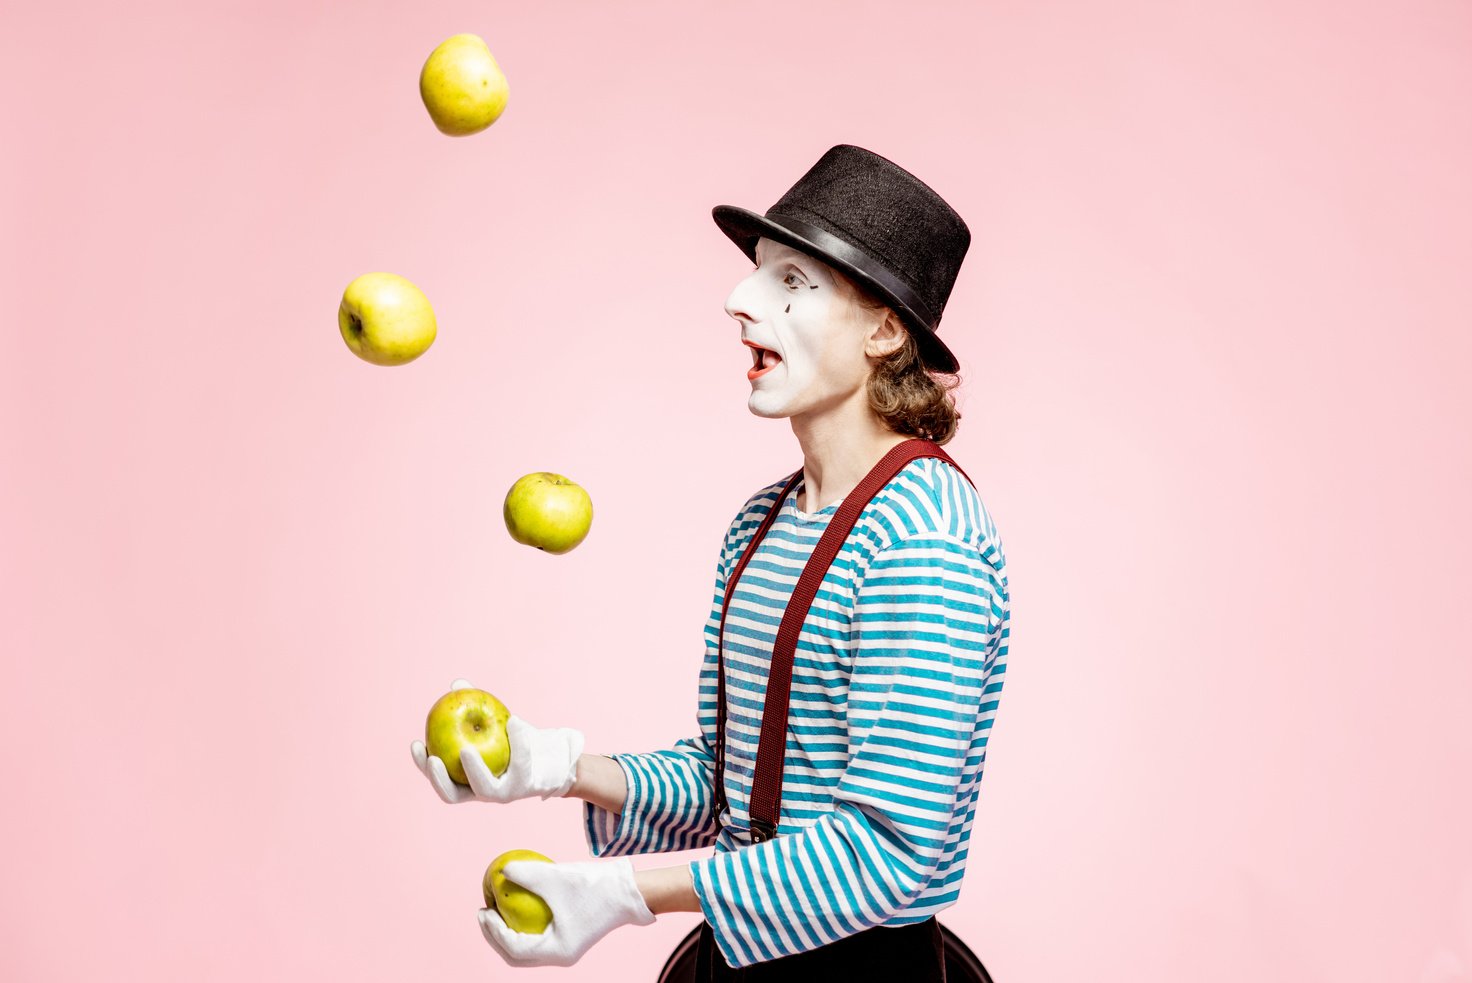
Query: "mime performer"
411 144 1012 981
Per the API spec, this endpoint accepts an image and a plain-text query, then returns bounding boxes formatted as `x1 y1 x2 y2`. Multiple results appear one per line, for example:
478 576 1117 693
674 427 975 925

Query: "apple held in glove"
478 857 656 968
503 472 593 554
419 33 509 136
411 678 586 803
338 272 437 366
483 850 555 934
424 686 511 786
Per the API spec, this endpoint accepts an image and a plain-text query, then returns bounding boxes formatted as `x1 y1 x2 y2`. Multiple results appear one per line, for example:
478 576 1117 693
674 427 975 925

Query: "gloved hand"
477 857 656 967
410 678 585 804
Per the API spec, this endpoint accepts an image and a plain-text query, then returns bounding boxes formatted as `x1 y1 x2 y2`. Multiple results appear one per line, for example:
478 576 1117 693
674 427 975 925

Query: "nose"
724 270 761 325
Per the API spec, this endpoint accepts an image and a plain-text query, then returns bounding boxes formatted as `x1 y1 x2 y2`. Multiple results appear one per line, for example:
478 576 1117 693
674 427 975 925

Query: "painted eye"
783 272 804 289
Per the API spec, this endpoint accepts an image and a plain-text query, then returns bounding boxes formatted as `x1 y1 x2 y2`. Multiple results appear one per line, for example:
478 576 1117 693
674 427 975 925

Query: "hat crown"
766 145 970 327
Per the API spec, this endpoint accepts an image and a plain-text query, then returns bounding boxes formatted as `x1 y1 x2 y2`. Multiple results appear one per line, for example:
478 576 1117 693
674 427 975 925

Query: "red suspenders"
712 438 977 843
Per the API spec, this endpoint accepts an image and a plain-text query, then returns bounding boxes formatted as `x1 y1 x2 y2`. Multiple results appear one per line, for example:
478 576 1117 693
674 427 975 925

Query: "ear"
864 310 906 358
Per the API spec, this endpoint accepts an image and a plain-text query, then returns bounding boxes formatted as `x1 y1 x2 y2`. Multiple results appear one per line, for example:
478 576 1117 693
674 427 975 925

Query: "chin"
748 392 794 419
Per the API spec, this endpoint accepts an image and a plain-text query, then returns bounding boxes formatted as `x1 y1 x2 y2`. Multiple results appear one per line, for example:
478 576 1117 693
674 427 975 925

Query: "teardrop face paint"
725 237 875 421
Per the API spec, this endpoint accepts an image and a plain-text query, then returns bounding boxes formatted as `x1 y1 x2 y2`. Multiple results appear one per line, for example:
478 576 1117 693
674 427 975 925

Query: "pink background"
3 1 1469 980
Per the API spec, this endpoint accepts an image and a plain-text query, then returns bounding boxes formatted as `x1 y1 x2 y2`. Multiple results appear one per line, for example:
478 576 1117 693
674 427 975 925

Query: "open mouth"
748 344 782 379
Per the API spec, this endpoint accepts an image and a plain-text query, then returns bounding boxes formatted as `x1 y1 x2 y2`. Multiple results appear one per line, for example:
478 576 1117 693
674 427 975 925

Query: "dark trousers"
694 915 946 982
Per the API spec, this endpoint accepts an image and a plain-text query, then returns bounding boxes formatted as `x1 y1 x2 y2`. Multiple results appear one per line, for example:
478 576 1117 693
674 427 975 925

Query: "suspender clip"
749 818 777 843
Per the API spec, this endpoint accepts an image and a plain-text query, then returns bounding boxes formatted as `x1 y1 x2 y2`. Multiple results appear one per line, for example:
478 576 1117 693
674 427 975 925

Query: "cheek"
778 330 821 376
779 339 848 397
810 323 863 378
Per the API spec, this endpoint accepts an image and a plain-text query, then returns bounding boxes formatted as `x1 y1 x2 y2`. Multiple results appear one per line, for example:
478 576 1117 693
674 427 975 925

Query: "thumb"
504 716 541 767
500 860 556 894
450 678 473 691
505 714 537 747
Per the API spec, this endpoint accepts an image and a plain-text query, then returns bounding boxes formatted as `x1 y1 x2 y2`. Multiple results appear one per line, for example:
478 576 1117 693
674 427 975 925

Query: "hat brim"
711 204 960 374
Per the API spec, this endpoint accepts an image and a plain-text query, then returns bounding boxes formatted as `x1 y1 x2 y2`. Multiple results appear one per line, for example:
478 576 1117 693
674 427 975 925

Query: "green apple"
419 33 509 136
338 272 437 366
483 850 554 934
424 687 511 786
503 472 594 554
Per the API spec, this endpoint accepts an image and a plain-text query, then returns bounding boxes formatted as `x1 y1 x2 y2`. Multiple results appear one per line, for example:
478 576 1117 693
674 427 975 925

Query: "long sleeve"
582 521 742 857
687 530 1008 968
581 733 719 857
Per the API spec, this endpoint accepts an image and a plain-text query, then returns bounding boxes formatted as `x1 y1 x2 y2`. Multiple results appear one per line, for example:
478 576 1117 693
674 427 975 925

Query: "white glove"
477 858 656 967
410 678 585 804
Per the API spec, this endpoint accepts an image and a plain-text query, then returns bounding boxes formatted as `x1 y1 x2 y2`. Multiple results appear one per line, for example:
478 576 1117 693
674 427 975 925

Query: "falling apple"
338 272 437 366
483 850 554 934
503 472 593 554
419 33 510 136
424 687 511 786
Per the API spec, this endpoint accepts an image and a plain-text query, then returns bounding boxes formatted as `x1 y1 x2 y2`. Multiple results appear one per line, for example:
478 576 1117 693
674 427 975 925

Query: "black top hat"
712 144 970 374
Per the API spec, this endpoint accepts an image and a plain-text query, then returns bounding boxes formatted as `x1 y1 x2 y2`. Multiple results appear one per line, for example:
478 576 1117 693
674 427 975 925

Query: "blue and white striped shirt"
582 456 1011 968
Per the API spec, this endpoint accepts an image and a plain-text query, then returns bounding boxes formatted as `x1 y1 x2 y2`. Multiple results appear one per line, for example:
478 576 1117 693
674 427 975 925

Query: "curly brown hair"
833 270 963 445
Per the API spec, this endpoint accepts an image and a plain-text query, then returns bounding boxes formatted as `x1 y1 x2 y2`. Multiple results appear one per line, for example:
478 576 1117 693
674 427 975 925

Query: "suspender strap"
712 467 804 825
713 438 976 843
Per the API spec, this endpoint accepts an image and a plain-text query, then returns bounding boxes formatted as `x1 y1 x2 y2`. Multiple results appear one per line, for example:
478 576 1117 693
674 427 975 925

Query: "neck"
790 387 914 513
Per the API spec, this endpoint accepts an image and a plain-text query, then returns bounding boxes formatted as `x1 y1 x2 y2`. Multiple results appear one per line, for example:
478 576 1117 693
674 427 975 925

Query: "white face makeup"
725 237 880 421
